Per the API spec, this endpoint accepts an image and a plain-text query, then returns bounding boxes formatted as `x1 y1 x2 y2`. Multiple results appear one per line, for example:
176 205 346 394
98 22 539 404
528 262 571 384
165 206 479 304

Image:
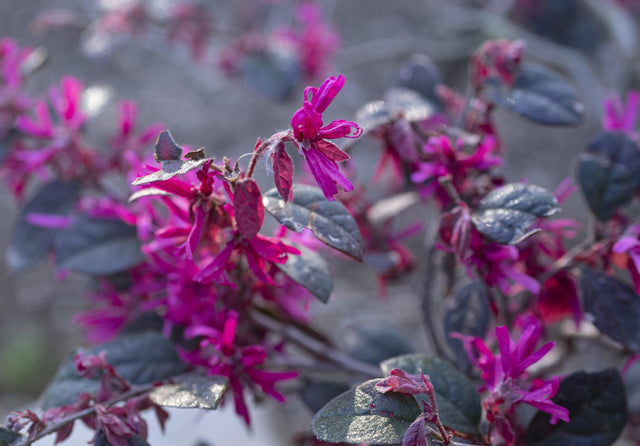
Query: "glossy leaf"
276 244 333 303
273 142 293 202
149 373 228 410
263 184 365 261
54 215 144 275
386 88 435 123
484 62 584 126
577 131 640 221
525 369 627 446
580 267 640 352
355 100 393 134
472 183 561 245
234 179 264 239
380 354 481 436
0 427 22 446
131 158 209 186
128 187 171 203
242 49 299 100
444 282 490 372
311 378 422 445
42 331 188 409
7 180 81 270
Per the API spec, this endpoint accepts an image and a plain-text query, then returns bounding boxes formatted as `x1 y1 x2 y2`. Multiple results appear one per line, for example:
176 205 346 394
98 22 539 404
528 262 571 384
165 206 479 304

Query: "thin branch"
249 310 381 378
14 385 153 446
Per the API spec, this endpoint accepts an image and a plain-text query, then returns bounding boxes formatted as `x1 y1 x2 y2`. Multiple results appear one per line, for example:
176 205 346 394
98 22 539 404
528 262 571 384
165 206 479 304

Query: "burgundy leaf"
273 142 293 202
315 139 350 162
234 179 264 239
154 130 182 161
376 368 427 396
403 415 427 446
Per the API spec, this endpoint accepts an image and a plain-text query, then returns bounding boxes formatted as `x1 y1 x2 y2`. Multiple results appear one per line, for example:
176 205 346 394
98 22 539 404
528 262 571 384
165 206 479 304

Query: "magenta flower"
293 1 340 79
613 224 640 295
603 91 639 138
411 134 502 209
291 74 362 200
0 38 32 137
180 310 298 425
452 323 569 444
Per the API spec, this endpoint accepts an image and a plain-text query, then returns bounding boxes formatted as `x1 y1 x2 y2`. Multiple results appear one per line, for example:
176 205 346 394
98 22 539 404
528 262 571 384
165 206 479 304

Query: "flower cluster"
453 323 569 444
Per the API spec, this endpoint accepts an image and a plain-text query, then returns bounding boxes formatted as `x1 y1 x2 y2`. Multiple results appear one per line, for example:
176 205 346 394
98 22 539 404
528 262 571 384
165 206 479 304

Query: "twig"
249 310 381 378
14 385 153 446
540 236 594 282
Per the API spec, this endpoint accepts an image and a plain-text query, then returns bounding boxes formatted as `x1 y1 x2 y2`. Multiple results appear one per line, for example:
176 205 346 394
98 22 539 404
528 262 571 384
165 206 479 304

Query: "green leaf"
577 131 640 221
347 327 415 366
276 244 333 303
311 379 422 445
525 369 627 446
380 354 481 436
472 183 561 245
54 215 145 275
0 427 22 446
42 331 188 409
7 180 81 270
263 184 365 261
385 88 435 123
484 63 584 126
149 373 228 410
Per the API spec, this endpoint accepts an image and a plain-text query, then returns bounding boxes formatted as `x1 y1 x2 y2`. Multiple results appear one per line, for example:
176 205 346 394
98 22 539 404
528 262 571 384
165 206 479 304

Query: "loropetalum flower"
452 323 569 445
613 223 640 295
411 134 502 209
291 74 362 200
603 90 639 138
0 38 32 137
7 76 95 198
179 310 298 424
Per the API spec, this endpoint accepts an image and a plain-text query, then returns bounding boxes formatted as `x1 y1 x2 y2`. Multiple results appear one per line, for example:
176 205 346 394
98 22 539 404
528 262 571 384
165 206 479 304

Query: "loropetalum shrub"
1 24 639 446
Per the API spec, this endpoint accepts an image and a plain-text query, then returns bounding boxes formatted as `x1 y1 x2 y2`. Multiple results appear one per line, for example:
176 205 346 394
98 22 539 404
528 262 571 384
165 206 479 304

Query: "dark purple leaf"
484 62 584 126
234 179 264 239
7 180 81 270
524 369 627 446
276 244 333 303
577 131 640 221
263 184 365 261
42 331 188 409
392 54 443 109
386 88 435 123
579 267 640 352
241 49 300 100
273 142 293 202
0 427 22 446
154 130 182 161
299 380 350 414
149 373 228 410
403 415 428 446
381 354 481 436
54 215 144 275
355 100 393 134
311 379 422 445
444 282 490 373
347 327 415 366
94 430 151 446
472 183 561 245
